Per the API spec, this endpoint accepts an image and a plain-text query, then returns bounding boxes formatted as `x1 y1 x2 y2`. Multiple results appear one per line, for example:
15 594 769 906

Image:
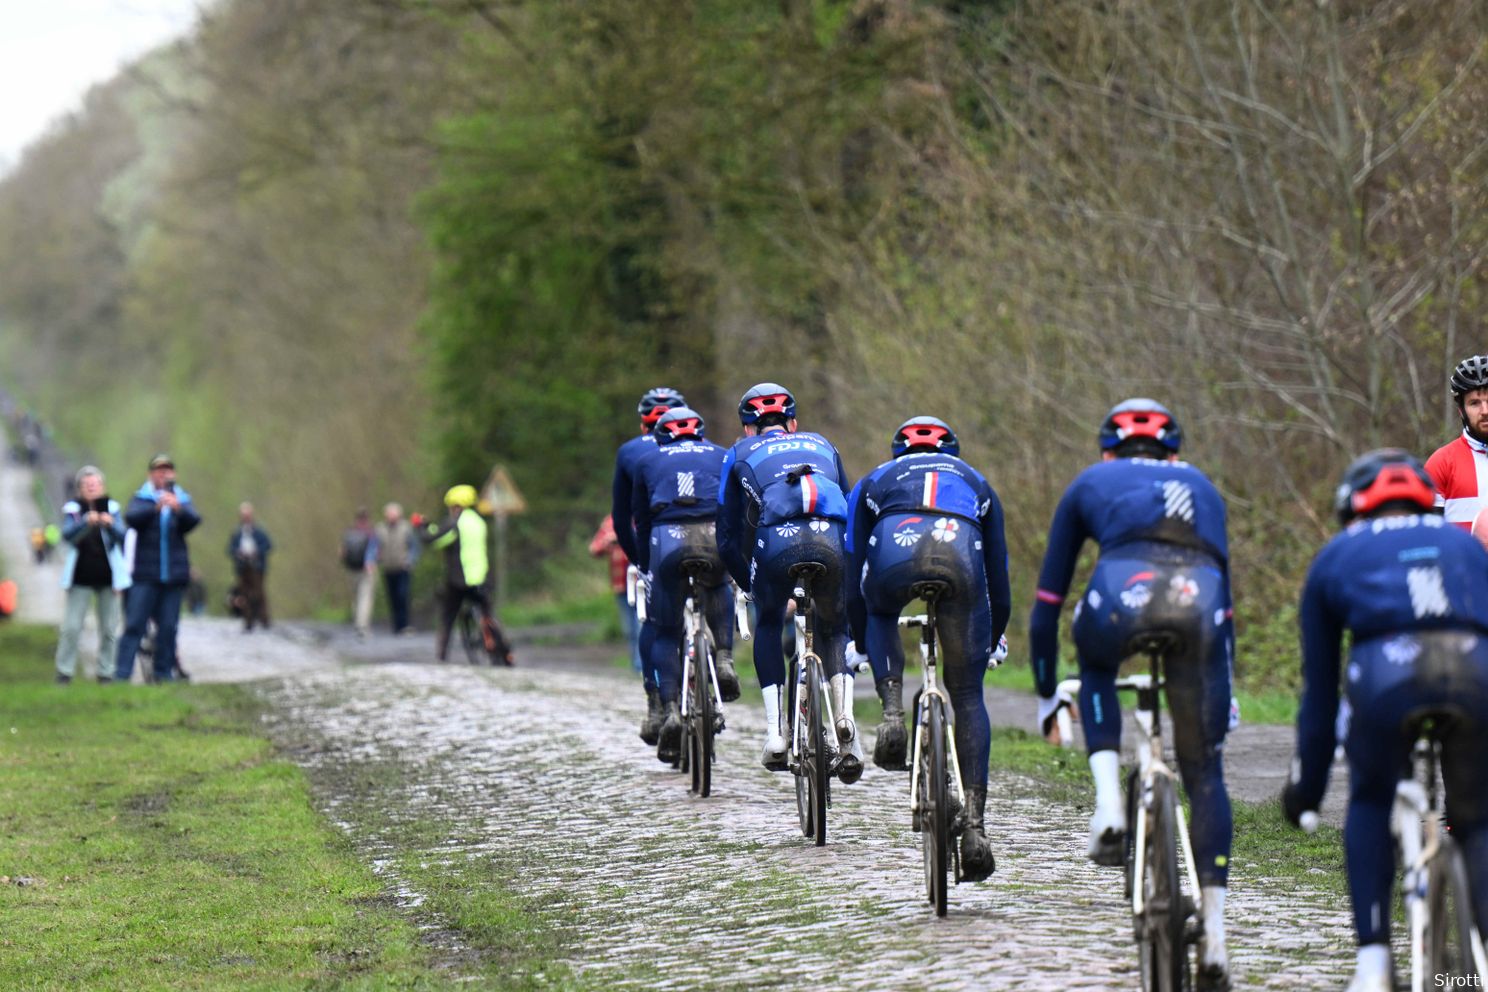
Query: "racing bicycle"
899 580 969 917
677 558 727 797
1055 633 1202 992
785 562 838 847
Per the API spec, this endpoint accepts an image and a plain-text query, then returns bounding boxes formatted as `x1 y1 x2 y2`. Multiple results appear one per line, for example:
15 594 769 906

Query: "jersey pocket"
759 468 849 526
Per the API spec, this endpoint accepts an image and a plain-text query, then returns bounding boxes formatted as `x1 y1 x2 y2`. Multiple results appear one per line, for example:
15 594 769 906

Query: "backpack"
341 527 370 570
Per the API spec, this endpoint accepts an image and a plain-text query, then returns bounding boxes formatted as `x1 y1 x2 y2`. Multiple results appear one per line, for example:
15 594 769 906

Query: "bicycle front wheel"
1424 833 1480 985
1137 775 1189 992
459 608 481 665
920 694 950 917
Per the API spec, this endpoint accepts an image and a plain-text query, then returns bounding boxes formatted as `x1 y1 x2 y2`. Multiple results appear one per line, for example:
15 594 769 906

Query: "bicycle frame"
679 575 724 726
789 582 840 768
901 609 967 832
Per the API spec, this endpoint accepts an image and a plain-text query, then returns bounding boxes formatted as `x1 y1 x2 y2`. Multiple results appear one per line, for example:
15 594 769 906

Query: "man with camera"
115 454 200 682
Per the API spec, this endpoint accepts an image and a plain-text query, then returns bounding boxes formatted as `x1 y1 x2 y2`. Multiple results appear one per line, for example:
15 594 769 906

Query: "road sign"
481 464 527 516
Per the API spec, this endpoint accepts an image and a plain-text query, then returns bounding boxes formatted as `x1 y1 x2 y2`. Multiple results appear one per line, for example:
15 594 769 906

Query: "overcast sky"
0 0 203 173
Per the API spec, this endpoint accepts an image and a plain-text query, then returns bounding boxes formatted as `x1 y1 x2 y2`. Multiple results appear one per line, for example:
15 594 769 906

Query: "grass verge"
0 622 573 991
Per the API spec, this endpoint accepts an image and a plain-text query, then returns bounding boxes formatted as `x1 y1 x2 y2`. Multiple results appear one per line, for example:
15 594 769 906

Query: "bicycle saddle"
788 561 827 581
1126 630 1183 659
911 580 951 604
680 556 716 576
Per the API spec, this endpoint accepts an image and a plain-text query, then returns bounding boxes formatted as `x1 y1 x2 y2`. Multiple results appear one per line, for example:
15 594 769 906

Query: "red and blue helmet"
638 387 686 427
737 382 796 426
892 416 960 458
1334 449 1437 525
653 406 705 443
1099 398 1183 455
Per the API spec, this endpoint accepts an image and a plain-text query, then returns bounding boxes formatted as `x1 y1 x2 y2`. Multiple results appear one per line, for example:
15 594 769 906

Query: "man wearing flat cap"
115 454 200 682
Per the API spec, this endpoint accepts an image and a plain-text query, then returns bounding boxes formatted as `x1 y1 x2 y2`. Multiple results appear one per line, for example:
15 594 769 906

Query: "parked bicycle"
899 580 969 917
1301 719 1487 991
676 558 727 796
784 562 838 846
1054 634 1201 992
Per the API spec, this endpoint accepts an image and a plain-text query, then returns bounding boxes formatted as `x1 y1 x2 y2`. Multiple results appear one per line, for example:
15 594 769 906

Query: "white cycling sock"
1354 944 1390 983
762 686 782 739
1089 750 1123 821
1200 886 1227 965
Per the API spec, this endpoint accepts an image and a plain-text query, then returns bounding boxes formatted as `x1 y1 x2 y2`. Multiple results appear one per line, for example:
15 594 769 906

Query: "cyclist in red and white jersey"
1425 354 1488 530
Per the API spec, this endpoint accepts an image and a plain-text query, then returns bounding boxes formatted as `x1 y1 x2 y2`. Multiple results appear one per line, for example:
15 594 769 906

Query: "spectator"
588 515 642 674
54 466 130 684
341 507 375 638
227 501 272 631
115 454 200 682
371 502 417 634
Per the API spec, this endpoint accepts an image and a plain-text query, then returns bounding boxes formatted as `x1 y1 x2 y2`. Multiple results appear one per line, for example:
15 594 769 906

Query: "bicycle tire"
693 630 715 797
791 655 813 838
1424 833 1479 984
459 607 481 665
1137 775 1189 992
1124 767 1140 901
805 654 828 847
922 695 949 917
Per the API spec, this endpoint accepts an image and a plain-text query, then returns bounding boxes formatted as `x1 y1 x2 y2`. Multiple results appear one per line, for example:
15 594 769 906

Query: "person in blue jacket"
115 454 201 683
1282 450 1488 992
846 416 1010 880
612 386 687 745
630 407 740 763
1028 399 1234 991
717 382 862 781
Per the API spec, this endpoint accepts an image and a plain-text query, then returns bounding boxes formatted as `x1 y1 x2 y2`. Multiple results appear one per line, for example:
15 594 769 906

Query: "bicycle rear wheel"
806 655 828 846
920 695 949 917
1137 775 1189 992
459 607 481 664
1424 833 1480 983
790 655 813 838
693 631 714 798
1124 767 1140 901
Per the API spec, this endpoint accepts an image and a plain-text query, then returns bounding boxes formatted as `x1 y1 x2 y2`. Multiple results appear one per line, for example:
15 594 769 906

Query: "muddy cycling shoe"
656 701 683 764
959 827 996 881
639 687 663 746
715 652 741 702
1195 963 1232 992
874 677 909 770
1087 805 1127 867
833 745 864 785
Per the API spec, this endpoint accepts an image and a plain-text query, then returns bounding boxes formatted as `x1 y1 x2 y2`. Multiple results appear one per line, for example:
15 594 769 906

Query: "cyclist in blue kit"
612 386 688 746
1282 449 1488 992
630 407 740 764
846 416 1010 881
1028 398 1234 991
717 383 863 782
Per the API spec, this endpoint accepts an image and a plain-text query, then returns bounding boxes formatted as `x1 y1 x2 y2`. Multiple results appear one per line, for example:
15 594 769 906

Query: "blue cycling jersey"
610 433 658 565
630 436 727 571
1029 456 1231 698
846 451 1012 640
717 427 851 592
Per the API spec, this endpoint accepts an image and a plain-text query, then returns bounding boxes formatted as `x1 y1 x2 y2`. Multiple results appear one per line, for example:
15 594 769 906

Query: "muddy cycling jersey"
1029 456 1230 697
1424 431 1488 530
716 429 850 594
1293 513 1488 946
629 436 727 572
610 433 658 564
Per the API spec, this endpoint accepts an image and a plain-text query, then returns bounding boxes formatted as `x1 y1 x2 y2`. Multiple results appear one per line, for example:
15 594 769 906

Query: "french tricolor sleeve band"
1035 588 1065 605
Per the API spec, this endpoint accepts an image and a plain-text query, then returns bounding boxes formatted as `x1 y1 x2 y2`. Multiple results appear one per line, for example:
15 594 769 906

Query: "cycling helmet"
444 484 478 508
653 406 705 442
737 382 796 426
1099 398 1183 454
638 387 687 427
1333 448 1436 525
892 416 960 458
1450 356 1488 403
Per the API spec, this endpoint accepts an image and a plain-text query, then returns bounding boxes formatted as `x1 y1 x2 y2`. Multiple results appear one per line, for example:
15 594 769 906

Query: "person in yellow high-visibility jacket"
422 485 513 665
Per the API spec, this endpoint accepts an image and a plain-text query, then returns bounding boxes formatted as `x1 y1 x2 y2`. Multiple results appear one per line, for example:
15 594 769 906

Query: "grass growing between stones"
0 622 573 991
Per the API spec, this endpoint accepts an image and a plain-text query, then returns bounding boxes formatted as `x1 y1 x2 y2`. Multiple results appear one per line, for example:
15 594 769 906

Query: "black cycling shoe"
1089 827 1126 868
959 786 995 881
1195 963 1232 992
656 701 683 764
715 654 741 703
874 677 908 771
835 751 863 785
639 687 663 746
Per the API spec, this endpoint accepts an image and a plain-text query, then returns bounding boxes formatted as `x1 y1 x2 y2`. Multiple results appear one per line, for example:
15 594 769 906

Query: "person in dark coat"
227 501 272 631
115 454 200 682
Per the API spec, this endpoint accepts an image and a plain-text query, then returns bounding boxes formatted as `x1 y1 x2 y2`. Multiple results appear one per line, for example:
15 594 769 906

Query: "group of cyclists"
606 359 1488 992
